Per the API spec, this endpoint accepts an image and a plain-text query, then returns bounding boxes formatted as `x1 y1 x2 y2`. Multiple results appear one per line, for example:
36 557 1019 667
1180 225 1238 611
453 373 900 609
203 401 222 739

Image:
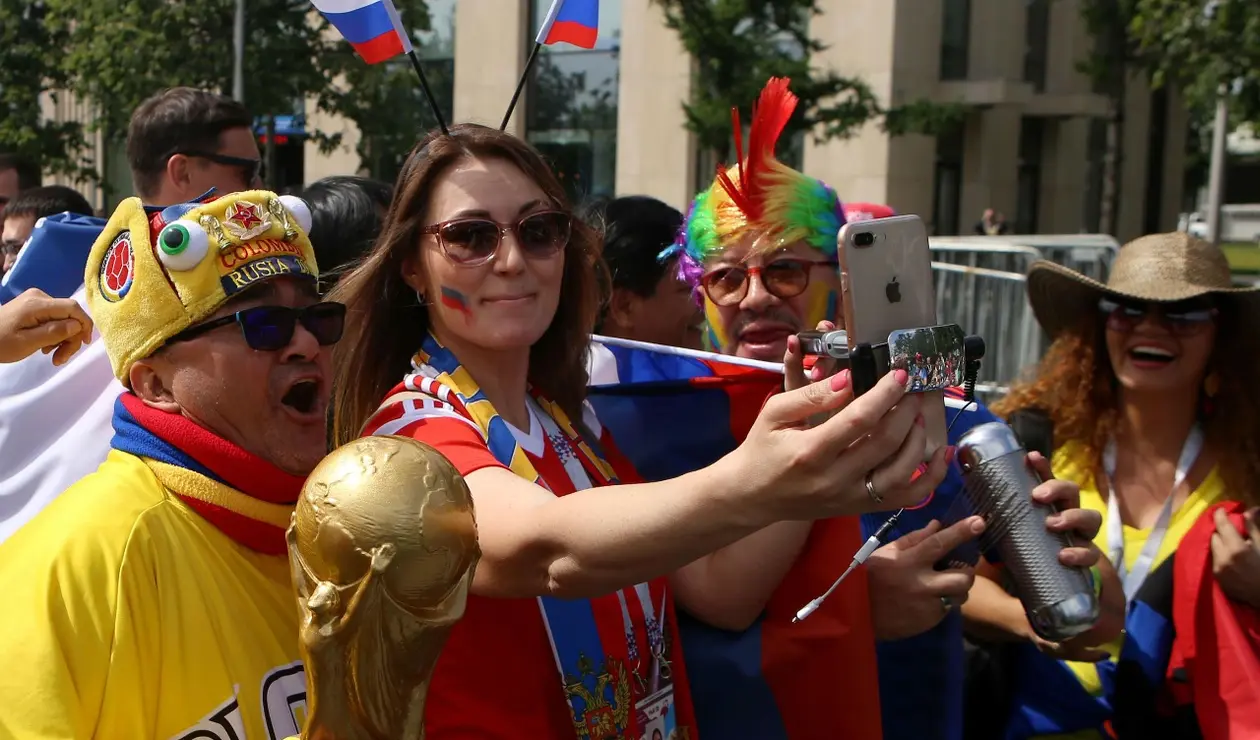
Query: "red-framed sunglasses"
700 258 839 307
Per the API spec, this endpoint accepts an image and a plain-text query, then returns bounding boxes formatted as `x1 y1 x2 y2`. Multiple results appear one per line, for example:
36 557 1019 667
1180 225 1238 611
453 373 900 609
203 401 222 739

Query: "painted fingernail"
915 413 925 427
894 368 908 385
945 446 957 463
831 369 852 391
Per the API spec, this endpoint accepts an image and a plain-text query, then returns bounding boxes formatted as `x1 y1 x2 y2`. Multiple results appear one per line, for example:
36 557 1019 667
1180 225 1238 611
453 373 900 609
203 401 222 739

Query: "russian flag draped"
312 0 412 64
535 0 600 49
586 338 779 482
585 337 885 740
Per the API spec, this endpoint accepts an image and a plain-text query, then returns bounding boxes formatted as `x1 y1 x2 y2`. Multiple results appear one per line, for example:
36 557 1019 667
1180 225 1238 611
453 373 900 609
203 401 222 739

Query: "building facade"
44 0 1185 243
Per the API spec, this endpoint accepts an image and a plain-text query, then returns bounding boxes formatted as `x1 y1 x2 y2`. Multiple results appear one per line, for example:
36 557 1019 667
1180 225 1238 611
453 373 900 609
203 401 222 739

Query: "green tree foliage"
43 0 329 139
22 0 437 184
0 0 91 178
652 0 966 163
1131 0 1260 125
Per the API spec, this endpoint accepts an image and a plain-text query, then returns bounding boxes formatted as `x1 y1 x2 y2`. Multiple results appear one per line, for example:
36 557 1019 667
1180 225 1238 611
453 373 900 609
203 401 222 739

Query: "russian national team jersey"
859 390 1001 740
362 385 697 739
0 450 307 739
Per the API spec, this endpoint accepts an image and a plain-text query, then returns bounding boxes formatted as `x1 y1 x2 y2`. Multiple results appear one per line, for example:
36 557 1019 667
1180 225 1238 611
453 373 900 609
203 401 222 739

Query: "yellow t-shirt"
1053 438 1225 695
0 450 308 740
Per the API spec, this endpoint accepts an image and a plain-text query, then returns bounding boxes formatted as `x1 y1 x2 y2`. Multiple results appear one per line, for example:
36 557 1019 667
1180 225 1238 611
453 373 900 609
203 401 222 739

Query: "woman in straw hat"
962 232 1260 739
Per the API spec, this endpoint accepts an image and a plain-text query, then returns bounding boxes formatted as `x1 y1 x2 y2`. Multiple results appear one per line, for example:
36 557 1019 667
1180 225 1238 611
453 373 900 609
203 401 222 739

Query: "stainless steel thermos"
955 422 1100 642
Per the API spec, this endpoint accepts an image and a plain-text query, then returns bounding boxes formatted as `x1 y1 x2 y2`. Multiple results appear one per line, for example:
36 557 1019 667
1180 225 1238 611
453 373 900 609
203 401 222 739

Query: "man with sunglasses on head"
658 78 1104 740
0 190 345 739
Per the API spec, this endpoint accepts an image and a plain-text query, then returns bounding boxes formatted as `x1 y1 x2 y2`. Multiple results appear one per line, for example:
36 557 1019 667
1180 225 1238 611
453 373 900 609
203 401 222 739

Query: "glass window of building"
1015 117 1045 234
415 0 456 119
940 0 971 81
526 0 622 206
1023 0 1050 93
1142 87 1169 235
257 103 308 192
932 126 965 235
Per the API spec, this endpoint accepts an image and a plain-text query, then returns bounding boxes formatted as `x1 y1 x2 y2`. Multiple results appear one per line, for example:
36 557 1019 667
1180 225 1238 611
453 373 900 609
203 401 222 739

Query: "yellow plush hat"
85 190 319 385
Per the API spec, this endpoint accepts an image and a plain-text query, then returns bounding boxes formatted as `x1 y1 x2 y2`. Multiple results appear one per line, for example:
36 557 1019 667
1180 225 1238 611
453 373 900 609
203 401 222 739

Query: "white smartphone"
838 214 947 459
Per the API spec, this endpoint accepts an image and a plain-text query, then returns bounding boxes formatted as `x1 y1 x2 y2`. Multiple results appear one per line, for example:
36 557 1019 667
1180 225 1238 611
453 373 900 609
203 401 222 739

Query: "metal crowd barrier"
928 235 1120 402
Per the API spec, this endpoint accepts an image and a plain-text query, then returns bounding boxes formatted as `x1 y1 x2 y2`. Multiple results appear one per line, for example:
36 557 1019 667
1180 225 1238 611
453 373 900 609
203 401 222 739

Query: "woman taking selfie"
328 123 950 738
964 233 1260 739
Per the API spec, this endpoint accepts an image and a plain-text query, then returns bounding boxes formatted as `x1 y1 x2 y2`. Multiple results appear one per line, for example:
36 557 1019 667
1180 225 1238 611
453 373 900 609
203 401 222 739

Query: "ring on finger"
940 595 954 612
865 471 883 505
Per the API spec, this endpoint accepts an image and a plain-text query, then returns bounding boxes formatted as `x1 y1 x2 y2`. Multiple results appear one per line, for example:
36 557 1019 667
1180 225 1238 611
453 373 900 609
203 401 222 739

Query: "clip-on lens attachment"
797 324 986 400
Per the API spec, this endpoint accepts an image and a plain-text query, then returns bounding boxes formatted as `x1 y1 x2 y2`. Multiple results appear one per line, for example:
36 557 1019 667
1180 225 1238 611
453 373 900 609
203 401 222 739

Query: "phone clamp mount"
798 324 986 401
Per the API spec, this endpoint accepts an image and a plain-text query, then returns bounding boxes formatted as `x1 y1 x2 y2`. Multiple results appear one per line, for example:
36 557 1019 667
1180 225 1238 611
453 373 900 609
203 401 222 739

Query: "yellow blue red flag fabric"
312 0 413 64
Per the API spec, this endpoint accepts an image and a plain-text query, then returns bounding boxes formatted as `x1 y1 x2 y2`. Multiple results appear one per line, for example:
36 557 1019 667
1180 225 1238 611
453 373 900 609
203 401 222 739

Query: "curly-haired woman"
962 232 1260 739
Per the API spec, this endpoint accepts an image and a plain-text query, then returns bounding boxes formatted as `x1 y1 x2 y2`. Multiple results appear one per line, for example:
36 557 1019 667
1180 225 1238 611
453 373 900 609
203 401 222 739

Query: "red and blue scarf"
110 392 303 555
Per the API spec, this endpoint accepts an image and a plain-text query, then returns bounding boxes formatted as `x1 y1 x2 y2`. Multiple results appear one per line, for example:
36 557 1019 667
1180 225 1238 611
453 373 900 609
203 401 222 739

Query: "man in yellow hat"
0 190 342 739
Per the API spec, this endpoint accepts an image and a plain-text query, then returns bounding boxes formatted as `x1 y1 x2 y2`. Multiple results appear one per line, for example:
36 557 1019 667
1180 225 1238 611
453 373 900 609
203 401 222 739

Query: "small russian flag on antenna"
535 0 599 49
312 0 413 64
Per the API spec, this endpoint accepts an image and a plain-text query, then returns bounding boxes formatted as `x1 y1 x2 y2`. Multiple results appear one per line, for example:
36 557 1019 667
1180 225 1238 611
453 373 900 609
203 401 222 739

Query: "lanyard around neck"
1103 424 1204 602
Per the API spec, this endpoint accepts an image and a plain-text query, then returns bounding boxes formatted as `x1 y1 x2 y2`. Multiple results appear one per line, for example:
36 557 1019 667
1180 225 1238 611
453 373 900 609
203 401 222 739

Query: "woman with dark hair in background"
301 175 393 292
327 123 949 737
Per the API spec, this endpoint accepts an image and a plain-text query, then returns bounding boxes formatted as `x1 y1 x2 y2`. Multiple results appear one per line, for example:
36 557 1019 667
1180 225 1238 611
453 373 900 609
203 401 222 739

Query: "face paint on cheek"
440 286 474 320
703 297 730 352
804 281 838 328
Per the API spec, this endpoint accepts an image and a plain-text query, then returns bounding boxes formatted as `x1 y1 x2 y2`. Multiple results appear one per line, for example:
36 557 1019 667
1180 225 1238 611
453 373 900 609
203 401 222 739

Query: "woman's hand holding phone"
729 343 950 523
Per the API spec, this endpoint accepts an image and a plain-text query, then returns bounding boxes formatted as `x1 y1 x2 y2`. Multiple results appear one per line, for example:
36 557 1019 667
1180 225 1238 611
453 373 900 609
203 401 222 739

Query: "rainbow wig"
659 77 845 293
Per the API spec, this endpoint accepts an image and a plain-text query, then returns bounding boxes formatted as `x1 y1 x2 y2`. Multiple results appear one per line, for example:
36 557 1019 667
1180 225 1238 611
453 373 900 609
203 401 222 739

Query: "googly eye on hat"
85 190 321 385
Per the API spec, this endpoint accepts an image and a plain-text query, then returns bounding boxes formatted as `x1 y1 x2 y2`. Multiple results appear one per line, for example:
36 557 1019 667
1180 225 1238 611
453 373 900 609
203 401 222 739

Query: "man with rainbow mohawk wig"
663 77 1005 740
662 79 844 361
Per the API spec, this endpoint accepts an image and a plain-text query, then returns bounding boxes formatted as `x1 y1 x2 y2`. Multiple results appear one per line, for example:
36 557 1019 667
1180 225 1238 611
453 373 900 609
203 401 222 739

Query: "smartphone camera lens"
854 232 875 248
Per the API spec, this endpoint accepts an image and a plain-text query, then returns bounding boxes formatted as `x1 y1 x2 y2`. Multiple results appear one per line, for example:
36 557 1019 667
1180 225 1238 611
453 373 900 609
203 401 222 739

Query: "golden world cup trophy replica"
285 435 480 740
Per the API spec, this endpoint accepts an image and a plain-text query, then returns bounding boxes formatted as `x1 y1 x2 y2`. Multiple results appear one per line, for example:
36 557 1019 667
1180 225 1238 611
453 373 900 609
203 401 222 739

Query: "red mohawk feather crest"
716 77 798 222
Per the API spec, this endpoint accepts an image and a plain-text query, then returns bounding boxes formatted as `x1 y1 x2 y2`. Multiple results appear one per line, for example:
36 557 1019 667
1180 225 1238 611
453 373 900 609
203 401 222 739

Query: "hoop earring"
415 289 427 306
1204 371 1220 399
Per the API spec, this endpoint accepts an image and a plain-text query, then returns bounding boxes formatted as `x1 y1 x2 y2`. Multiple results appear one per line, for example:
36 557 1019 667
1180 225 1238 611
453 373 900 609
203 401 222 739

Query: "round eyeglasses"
700 258 839 307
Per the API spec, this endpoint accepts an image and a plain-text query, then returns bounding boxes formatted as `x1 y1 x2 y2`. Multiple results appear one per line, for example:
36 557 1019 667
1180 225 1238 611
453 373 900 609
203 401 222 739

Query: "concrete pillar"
1040 118 1089 232
614 0 695 210
802 0 899 204
453 0 528 136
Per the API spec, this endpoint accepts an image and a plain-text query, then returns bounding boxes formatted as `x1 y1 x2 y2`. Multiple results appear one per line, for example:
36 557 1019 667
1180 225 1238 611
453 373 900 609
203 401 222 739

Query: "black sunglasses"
169 302 346 351
1098 297 1217 336
171 150 264 186
421 210 571 266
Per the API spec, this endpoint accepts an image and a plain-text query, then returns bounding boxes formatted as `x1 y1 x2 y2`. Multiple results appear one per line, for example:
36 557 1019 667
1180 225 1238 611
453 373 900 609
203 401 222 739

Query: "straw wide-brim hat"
1027 231 1260 338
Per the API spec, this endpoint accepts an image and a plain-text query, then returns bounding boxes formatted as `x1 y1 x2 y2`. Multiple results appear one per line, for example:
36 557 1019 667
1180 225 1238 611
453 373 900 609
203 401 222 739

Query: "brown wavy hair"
991 296 1260 506
328 124 605 447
